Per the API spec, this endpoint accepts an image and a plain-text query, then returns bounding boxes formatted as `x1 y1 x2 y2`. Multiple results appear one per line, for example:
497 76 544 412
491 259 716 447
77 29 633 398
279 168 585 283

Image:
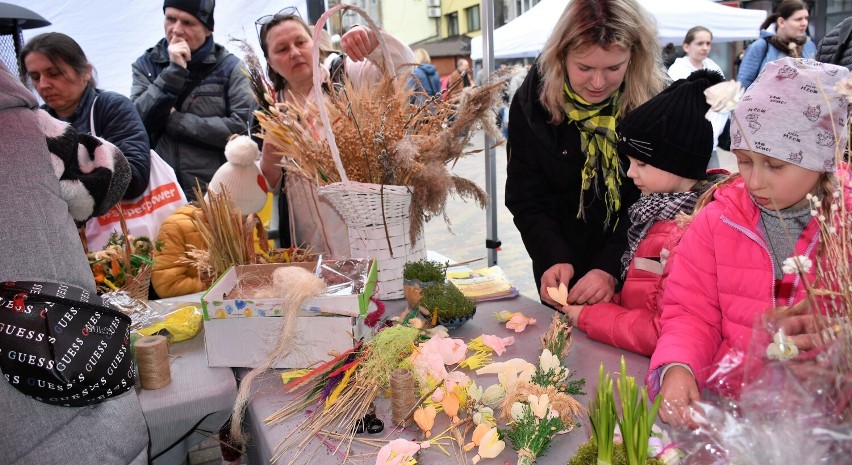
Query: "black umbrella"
0 2 49 34
0 2 49 77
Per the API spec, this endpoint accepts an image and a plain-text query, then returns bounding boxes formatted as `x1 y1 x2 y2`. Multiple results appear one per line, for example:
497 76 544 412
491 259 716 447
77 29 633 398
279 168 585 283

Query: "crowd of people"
2 0 852 462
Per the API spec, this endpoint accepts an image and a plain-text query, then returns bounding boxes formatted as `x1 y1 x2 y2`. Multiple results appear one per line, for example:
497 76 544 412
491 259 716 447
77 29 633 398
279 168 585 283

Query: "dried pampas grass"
244 38 510 242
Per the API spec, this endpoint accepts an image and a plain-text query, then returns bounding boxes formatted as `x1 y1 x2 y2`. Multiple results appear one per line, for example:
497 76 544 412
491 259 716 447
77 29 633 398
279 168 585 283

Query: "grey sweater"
0 62 148 464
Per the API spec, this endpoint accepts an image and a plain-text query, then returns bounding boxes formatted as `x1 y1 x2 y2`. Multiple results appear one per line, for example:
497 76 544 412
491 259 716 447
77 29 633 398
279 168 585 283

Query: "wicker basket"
120 264 152 300
318 182 425 299
311 5 423 299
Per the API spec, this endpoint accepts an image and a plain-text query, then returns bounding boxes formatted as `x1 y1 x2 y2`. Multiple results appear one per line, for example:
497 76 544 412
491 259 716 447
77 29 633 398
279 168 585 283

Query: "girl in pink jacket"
561 69 727 356
649 58 851 426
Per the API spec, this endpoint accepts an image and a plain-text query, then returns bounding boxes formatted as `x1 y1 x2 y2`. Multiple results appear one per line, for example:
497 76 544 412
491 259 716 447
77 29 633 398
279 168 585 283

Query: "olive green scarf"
562 81 623 228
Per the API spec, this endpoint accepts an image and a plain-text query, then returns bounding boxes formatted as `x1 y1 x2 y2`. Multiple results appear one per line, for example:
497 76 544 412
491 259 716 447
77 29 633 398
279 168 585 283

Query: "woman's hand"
566 269 615 305
259 142 283 189
539 263 574 307
341 25 379 62
658 366 700 428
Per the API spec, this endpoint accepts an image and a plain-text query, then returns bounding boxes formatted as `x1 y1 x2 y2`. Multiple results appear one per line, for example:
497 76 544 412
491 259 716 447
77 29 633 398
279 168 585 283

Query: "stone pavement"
422 132 538 299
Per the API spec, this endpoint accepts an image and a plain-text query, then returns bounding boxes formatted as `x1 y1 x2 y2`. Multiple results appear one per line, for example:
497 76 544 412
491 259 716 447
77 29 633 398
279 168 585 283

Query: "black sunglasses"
255 6 301 37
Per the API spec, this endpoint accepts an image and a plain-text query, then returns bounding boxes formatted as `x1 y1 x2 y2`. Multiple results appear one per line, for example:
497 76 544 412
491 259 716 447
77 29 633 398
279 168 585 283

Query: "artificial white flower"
836 74 852 103
529 394 550 419
481 384 506 406
539 349 561 372
766 329 799 361
704 80 744 119
782 255 813 275
510 402 526 422
472 406 495 426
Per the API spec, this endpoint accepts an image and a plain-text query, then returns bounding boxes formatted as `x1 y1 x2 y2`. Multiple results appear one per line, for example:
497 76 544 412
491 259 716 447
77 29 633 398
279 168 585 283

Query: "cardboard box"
201 259 377 319
203 315 367 368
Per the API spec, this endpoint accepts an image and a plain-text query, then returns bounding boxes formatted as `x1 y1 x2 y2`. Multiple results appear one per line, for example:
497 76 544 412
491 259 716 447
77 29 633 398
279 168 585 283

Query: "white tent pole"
481 0 500 266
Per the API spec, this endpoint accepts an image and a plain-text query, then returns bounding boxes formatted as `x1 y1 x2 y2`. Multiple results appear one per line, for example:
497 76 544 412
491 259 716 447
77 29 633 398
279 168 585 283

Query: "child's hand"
658 366 700 428
539 263 574 307
778 313 823 351
566 269 615 305
559 305 584 326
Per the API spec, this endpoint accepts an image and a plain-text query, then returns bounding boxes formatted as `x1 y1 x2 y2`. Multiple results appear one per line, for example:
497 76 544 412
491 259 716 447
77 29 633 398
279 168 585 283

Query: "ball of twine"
135 335 171 390
390 368 417 427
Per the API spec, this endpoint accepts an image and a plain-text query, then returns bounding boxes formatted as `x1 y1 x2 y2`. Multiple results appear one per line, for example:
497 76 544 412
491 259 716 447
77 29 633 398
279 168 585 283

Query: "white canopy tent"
471 0 767 60
4 0 307 96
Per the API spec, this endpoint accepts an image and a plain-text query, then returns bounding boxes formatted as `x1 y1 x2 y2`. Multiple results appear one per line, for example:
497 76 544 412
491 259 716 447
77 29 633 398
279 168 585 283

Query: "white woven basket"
318 182 425 299
311 4 423 299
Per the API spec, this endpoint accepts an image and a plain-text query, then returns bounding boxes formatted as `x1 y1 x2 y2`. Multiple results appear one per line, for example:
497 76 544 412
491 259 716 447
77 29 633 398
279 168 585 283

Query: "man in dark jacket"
816 16 852 70
131 0 255 200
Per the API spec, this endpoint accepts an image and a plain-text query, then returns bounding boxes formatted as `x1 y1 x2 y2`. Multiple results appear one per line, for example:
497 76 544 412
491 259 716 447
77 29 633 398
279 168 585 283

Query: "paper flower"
836 74 852 102
704 80 744 119
441 390 461 423
472 406 496 426
546 283 569 306
413 405 436 438
781 255 813 275
443 370 471 393
481 334 515 356
481 384 506 407
464 423 492 451
412 350 448 382
506 313 537 332
421 336 467 365
539 349 560 372
510 402 527 422
477 358 535 396
766 329 799 361
529 394 551 419
494 310 514 322
375 438 423 465
472 426 505 464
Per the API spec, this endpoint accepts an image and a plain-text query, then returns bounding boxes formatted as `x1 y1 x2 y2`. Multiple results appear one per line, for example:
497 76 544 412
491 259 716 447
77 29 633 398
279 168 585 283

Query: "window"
447 12 459 36
465 5 481 32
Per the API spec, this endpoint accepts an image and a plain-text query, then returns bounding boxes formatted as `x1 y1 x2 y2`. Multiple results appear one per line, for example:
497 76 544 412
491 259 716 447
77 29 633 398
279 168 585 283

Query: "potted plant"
417 283 476 329
402 259 446 308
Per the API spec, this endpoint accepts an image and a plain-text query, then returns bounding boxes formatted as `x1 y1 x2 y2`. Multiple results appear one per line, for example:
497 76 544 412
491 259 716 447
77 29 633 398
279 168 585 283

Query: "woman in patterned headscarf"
505 0 667 309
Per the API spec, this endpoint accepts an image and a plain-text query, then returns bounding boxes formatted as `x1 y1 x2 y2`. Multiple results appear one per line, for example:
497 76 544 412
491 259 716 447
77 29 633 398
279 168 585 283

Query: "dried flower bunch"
241 38 509 241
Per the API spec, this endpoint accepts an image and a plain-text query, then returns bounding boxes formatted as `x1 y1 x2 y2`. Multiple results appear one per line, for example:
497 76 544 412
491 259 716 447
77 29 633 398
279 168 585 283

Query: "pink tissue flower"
481 334 515 356
506 313 536 332
421 336 467 365
375 438 423 465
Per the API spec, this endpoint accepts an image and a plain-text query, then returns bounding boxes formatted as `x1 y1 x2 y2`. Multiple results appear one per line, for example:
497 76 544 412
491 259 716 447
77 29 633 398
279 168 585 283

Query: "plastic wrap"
662 310 852 465
101 290 160 332
317 258 371 297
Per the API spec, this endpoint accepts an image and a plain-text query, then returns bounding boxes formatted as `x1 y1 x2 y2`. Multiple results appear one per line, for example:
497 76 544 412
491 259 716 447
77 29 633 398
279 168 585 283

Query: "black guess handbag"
0 281 135 407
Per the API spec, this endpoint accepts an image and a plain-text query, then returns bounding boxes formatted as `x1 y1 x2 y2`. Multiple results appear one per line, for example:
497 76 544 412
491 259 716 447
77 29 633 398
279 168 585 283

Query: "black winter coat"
816 16 852 70
505 65 640 292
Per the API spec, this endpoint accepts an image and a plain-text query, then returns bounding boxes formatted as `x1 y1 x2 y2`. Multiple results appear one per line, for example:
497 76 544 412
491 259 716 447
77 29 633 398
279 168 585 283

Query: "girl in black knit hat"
558 69 728 356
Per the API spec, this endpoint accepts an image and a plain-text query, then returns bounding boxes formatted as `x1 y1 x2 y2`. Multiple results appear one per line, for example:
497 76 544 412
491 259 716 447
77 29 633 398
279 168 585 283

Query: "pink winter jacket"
648 177 824 397
578 220 683 356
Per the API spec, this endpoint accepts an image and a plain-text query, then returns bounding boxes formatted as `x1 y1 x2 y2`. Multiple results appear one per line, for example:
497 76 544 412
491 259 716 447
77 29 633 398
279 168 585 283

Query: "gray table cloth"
138 297 238 465
243 294 651 465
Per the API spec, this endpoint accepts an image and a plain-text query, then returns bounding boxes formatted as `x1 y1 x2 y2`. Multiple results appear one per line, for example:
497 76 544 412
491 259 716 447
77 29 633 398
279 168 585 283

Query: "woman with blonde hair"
506 0 667 309
412 47 441 97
